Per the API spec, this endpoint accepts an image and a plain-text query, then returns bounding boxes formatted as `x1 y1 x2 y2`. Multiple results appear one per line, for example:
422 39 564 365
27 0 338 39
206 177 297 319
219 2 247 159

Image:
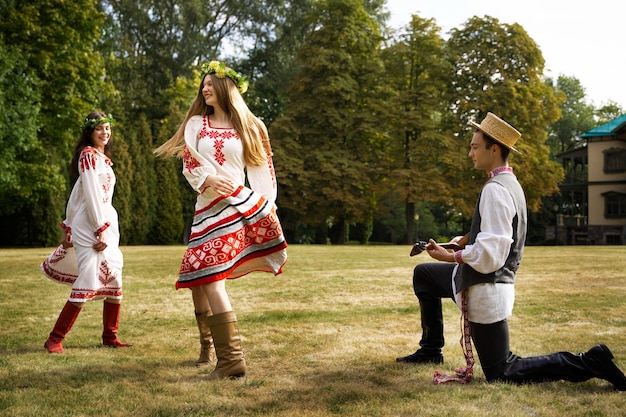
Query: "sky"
384 0 626 109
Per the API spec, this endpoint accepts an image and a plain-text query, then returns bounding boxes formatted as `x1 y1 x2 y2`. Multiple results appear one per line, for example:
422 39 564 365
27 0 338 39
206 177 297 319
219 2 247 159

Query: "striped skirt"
177 186 287 289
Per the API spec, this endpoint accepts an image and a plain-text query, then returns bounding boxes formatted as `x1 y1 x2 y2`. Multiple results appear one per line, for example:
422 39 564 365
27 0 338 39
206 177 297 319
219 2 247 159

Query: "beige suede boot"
194 311 215 367
206 311 246 380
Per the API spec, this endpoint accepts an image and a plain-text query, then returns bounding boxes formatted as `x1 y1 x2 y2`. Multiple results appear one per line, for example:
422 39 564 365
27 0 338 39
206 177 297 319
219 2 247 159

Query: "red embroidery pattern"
180 211 283 274
48 245 67 264
95 222 111 237
214 139 226 165
69 287 122 301
98 259 117 285
197 116 240 166
79 148 98 172
433 290 475 384
101 172 113 203
183 146 201 172
41 246 78 285
267 154 277 188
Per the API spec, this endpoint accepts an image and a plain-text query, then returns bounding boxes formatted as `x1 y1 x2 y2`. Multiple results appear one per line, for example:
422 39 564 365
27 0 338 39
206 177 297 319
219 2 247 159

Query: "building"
556 114 626 245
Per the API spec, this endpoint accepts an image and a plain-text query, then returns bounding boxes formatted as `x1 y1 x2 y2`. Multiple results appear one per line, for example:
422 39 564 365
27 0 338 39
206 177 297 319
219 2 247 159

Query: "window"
603 147 626 173
603 191 626 218
605 234 623 245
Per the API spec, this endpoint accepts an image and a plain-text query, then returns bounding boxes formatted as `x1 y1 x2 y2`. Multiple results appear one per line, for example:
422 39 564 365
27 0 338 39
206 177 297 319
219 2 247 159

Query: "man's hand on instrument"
426 239 456 263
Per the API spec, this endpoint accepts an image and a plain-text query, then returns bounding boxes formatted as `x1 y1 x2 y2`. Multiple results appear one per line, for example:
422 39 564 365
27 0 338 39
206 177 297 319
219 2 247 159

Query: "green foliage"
124 115 157 244
595 101 625 125
151 158 185 244
0 39 44 214
241 0 315 125
547 75 596 153
380 15 453 243
445 16 563 214
0 0 112 245
2 0 111 150
111 131 134 245
101 0 272 118
151 78 203 243
271 0 389 242
0 2 615 246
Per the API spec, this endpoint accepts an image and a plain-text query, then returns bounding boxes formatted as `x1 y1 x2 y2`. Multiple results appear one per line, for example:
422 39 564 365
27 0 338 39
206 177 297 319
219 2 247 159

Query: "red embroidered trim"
95 222 111 237
454 250 464 264
488 166 513 178
69 288 122 300
179 211 284 275
433 290 474 384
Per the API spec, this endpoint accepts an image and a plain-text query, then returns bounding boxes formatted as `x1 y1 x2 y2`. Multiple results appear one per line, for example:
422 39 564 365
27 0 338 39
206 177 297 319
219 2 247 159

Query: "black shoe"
585 344 626 391
396 349 443 364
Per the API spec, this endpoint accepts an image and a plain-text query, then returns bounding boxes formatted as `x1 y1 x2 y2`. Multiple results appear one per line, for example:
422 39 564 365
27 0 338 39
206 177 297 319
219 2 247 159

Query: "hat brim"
470 121 521 155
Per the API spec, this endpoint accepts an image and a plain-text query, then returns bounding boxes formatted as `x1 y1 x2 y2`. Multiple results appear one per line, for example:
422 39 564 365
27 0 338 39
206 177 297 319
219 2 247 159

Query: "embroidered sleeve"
60 222 71 232
183 145 201 172
182 116 217 193
95 222 111 237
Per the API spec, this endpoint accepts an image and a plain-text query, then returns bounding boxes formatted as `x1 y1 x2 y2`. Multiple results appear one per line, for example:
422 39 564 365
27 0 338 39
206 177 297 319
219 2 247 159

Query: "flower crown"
201 61 249 94
82 114 115 130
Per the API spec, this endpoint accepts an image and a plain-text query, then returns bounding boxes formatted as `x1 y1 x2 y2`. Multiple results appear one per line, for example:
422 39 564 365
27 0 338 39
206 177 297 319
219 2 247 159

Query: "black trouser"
412 263 456 352
470 319 622 386
413 263 617 386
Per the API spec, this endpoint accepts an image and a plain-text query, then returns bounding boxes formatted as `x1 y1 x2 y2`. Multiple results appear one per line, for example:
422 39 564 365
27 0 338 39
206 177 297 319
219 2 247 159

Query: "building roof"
581 113 626 138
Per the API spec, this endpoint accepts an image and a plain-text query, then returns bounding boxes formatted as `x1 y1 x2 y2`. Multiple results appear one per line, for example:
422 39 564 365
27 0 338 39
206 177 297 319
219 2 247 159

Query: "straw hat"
470 112 521 155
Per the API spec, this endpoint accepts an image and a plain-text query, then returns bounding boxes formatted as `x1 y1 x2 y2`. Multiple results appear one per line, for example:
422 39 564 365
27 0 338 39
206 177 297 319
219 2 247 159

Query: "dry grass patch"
0 245 625 416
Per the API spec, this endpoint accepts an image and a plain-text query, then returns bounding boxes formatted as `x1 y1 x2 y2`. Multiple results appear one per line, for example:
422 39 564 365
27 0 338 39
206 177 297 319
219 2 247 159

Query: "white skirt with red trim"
41 243 123 302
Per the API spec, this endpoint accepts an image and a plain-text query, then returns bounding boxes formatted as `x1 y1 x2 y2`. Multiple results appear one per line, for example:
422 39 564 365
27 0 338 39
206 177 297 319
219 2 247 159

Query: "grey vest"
455 173 527 293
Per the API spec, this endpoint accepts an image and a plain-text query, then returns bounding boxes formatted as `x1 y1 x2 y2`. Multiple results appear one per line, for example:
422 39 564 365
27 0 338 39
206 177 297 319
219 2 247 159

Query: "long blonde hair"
154 73 271 165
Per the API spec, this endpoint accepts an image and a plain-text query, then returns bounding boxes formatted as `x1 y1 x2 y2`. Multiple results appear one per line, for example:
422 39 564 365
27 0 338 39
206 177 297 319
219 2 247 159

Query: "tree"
444 16 563 215
151 75 203 244
124 114 156 244
595 100 625 125
240 0 316 125
546 75 595 154
0 39 43 217
102 0 276 119
270 0 389 243
0 0 113 245
151 157 184 244
110 131 134 245
381 15 453 243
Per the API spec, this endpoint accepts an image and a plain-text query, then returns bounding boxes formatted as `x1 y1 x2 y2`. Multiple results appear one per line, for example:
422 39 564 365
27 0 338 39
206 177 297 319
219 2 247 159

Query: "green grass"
1 245 625 416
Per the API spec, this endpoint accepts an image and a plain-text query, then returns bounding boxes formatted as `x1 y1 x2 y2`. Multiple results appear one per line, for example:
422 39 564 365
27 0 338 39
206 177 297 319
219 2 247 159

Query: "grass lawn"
0 244 625 416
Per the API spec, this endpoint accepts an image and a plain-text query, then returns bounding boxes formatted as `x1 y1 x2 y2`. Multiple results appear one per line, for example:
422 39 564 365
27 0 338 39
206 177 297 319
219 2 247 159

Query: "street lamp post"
553 204 559 245
414 213 420 241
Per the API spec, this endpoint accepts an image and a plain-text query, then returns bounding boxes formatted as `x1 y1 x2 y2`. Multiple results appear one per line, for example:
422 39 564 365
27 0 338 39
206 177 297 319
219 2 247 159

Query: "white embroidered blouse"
182 115 277 205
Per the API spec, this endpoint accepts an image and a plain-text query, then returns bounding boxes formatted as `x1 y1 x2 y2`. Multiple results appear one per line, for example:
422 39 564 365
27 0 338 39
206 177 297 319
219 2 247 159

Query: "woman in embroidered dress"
155 61 287 380
41 112 132 353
